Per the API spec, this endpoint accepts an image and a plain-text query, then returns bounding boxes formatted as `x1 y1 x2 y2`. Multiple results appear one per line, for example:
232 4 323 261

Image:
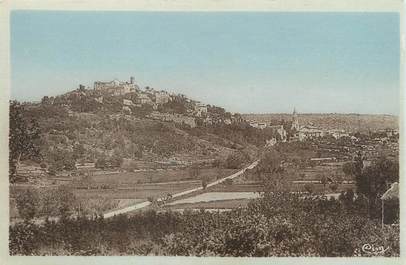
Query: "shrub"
329 183 339 192
224 179 233 186
9 192 400 257
15 189 40 221
225 151 249 169
189 165 200 179
95 157 108 169
304 183 314 194
202 177 209 190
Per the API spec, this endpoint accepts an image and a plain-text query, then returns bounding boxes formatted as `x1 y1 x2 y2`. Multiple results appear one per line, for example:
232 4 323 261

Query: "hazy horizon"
11 11 400 115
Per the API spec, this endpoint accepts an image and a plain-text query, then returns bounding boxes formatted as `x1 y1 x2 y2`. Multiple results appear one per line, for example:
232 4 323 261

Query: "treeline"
13 185 117 221
185 122 282 148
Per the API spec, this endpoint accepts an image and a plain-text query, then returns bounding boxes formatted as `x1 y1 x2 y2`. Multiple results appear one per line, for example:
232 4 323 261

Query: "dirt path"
103 160 259 218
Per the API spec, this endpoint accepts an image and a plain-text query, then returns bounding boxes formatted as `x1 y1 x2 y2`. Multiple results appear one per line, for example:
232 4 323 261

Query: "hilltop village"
40 76 239 128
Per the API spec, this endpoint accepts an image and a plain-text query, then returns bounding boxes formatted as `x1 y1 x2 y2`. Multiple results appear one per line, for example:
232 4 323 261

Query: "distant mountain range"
243 113 398 133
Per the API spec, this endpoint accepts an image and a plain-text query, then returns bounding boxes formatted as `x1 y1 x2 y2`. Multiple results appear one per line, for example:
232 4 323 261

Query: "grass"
73 168 238 200
165 198 252 209
207 183 263 192
89 168 237 185
205 182 354 194
73 180 202 200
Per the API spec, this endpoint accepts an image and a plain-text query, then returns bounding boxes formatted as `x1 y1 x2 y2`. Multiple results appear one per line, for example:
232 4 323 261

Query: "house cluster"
297 125 350 141
194 102 208 117
93 77 211 118
203 116 233 126
92 77 174 113
292 109 351 141
249 121 288 143
249 122 268 130
147 111 197 128
373 128 399 142
250 108 352 144
46 76 239 127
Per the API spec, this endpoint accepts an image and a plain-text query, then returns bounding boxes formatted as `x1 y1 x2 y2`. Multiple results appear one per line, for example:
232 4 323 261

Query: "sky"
11 11 400 115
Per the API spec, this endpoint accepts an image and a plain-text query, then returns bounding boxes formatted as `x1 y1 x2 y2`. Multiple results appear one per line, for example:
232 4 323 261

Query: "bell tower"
292 107 299 131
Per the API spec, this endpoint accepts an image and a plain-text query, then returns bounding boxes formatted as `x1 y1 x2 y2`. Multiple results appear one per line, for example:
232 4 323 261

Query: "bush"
38 186 78 218
225 151 249 169
95 157 108 169
189 165 200 179
15 189 39 221
304 183 314 194
329 183 339 192
9 192 400 257
201 177 209 190
224 179 233 186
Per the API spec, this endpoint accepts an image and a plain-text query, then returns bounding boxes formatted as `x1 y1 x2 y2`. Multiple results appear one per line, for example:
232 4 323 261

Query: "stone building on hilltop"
155 91 171 104
94 76 139 96
194 102 208 117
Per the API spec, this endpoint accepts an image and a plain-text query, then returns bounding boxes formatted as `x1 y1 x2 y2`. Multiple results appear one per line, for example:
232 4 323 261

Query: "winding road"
103 160 259 218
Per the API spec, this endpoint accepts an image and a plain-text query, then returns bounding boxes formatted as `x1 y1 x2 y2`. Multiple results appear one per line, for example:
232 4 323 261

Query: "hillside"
14 80 397 179
243 113 398 133
11 83 277 181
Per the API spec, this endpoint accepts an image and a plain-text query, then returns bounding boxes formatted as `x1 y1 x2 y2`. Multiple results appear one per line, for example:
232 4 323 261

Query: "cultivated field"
88 168 237 185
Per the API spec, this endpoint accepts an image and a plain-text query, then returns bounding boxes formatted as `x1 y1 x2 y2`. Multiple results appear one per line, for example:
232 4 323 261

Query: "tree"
128 143 142 158
320 175 328 191
189 164 200 179
225 152 248 169
63 153 77 170
342 162 357 177
356 157 398 218
224 179 233 186
329 183 339 192
110 151 124 168
9 101 41 183
95 156 108 170
304 183 314 194
15 189 39 221
338 189 355 212
47 148 76 172
73 143 86 160
201 176 209 190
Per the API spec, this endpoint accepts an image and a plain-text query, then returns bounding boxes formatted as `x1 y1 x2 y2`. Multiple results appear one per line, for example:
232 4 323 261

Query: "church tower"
291 107 300 131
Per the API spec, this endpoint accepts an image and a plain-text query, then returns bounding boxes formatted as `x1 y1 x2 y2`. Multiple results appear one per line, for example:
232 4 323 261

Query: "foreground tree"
15 189 39 221
9 101 41 183
357 157 399 218
344 153 399 218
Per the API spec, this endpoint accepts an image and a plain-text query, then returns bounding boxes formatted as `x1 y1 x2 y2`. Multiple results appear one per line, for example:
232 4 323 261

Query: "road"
103 160 259 218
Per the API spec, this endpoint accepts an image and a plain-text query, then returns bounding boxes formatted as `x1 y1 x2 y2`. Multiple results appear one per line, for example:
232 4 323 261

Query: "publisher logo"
361 244 389 255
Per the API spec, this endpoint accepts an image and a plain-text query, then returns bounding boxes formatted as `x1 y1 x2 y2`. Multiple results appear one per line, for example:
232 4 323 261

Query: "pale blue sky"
11 11 400 115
